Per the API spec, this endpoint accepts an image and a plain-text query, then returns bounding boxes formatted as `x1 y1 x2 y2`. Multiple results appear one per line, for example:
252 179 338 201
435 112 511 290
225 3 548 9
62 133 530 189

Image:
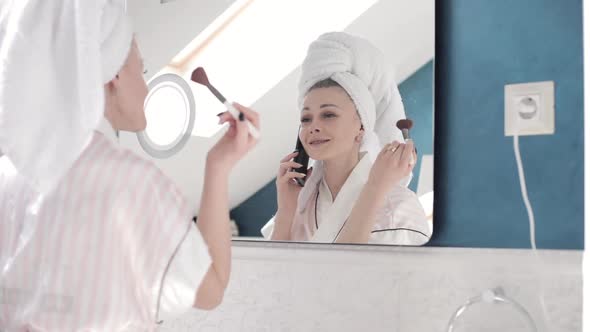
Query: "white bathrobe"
0 1 211 330
261 154 432 245
0 121 211 330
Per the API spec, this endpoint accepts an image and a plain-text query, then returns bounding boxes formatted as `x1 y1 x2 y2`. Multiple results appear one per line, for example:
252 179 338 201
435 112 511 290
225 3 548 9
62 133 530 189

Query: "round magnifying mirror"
137 73 195 158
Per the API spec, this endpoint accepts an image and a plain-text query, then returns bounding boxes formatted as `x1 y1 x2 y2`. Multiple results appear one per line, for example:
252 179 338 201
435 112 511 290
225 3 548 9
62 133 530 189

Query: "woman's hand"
367 140 417 195
270 151 313 240
206 103 260 173
275 151 312 216
335 141 416 244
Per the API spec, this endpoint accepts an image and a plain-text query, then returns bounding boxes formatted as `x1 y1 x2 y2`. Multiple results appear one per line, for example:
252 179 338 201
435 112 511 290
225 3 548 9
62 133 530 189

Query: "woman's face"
108 39 149 131
299 86 363 161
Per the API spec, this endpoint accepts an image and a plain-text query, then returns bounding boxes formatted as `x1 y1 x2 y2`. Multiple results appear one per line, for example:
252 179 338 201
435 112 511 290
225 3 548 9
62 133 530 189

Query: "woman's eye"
300 118 311 123
323 113 336 118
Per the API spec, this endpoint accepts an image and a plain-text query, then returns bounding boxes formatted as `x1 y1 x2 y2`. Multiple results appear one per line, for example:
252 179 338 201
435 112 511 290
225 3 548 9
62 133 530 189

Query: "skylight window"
156 0 378 138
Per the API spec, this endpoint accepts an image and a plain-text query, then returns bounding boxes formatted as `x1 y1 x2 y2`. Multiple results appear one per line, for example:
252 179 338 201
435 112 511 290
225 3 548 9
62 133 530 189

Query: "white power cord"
512 134 537 250
512 118 550 331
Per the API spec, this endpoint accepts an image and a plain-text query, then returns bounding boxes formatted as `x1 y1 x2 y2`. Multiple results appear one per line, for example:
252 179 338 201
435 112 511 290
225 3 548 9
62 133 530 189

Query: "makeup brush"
396 119 417 164
396 119 413 141
191 67 260 139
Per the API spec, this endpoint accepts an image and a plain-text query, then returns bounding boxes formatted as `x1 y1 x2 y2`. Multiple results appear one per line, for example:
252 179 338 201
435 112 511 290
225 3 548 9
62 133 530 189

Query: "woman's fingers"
280 151 299 163
400 140 414 165
217 112 233 124
280 161 303 171
387 141 402 155
286 171 306 178
383 141 404 166
233 102 261 129
278 171 306 184
278 160 303 177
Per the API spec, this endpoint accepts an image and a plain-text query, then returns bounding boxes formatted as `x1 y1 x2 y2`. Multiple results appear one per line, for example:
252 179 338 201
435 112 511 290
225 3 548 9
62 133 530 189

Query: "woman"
261 32 431 245
0 1 259 330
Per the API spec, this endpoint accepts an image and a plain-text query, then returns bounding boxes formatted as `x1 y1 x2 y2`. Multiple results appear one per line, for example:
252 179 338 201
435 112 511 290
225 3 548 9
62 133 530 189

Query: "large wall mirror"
121 0 434 246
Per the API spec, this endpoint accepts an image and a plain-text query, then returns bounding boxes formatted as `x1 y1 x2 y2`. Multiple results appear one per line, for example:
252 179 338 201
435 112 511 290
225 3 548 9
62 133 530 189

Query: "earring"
356 124 365 142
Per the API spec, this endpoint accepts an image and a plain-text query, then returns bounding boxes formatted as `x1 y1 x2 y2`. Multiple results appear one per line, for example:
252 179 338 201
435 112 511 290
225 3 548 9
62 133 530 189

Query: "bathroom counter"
160 243 582 332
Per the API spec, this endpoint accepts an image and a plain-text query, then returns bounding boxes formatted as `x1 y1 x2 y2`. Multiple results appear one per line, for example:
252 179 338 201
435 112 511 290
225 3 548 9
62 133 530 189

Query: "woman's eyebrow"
320 103 339 109
301 103 341 112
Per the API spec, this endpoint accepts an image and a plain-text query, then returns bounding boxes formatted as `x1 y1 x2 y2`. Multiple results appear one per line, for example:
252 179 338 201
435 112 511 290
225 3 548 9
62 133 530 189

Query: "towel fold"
0 0 132 194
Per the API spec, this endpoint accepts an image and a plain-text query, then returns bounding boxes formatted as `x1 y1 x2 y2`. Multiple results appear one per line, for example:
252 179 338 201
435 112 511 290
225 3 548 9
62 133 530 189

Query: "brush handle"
399 129 415 165
206 83 227 104
401 128 410 141
406 133 415 165
223 101 260 139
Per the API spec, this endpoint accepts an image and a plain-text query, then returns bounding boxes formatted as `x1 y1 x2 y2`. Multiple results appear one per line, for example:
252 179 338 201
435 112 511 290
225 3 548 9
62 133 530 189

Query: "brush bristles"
191 67 209 85
396 119 414 130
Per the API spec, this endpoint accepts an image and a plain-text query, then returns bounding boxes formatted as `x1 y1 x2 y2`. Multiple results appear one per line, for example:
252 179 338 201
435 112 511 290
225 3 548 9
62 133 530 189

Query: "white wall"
122 0 435 214
158 245 582 332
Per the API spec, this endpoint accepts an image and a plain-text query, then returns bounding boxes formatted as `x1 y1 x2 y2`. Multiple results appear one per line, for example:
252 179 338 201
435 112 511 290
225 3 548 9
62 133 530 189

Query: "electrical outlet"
504 81 554 136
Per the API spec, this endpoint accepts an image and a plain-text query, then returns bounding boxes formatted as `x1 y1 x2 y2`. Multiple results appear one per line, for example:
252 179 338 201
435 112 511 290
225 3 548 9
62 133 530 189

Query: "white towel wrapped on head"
0 0 132 194
296 31 407 212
